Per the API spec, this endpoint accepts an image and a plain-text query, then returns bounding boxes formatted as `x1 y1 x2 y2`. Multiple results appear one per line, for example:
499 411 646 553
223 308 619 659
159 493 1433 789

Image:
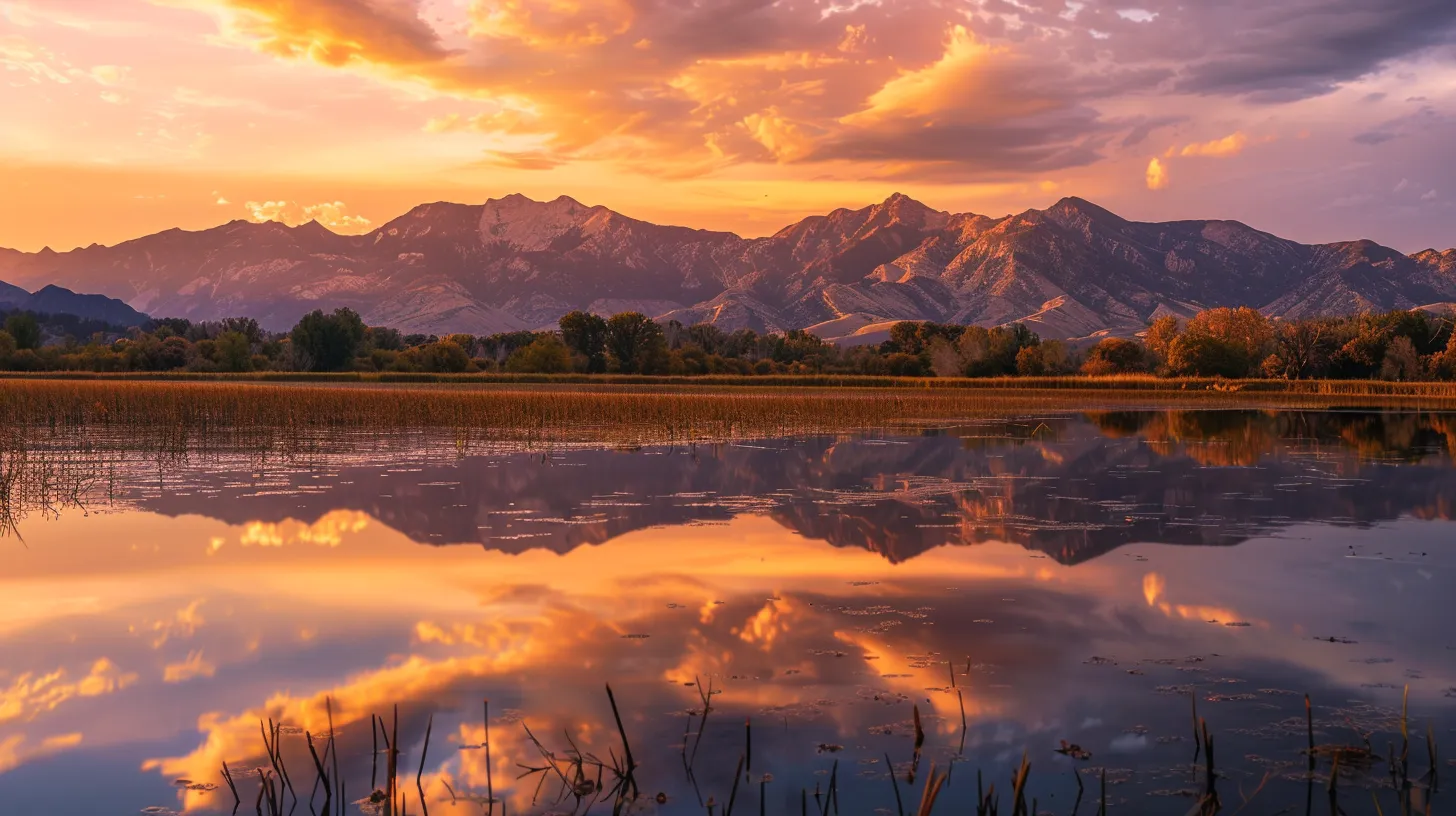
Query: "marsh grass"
218 689 1451 816
10 370 1456 396
4 380 1456 447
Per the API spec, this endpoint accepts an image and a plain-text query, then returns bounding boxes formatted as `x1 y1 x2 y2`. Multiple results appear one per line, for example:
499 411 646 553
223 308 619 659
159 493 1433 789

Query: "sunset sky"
2 0 1454 253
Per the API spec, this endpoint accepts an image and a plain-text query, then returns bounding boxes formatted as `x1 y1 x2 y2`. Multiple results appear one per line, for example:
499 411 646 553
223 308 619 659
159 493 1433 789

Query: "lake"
1 410 1453 815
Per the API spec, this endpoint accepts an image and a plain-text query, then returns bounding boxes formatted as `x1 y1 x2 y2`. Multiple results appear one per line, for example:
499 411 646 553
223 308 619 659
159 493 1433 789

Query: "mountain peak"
1047 196 1119 220
478 192 607 251
874 191 932 212
867 192 947 231
292 219 338 239
1413 247 1456 274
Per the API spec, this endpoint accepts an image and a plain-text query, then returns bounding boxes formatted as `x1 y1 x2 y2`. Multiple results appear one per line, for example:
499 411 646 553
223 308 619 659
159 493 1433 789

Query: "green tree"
417 341 471 373
559 311 608 372
480 331 538 364
367 326 405 352
154 336 191 371
505 334 573 373
444 334 478 357
0 330 16 361
605 312 669 374
888 321 925 354
5 313 41 351
214 331 253 372
219 317 263 344
290 308 365 371
687 323 727 355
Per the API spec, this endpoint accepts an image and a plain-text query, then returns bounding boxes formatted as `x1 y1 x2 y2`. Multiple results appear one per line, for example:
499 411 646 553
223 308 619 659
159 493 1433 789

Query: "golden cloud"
243 201 373 232
231 510 373 548
841 27 1042 126
0 659 138 725
193 0 449 67
1179 131 1249 158
731 597 803 651
88 64 129 86
838 24 868 54
163 651 218 684
742 107 816 162
138 598 206 649
180 0 1105 180
1143 572 1262 627
1146 157 1169 190
0 732 83 774
0 34 75 84
469 0 636 47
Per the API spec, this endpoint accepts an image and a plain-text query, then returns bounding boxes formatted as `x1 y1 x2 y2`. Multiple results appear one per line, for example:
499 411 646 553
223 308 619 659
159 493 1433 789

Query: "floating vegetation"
1055 741 1094 760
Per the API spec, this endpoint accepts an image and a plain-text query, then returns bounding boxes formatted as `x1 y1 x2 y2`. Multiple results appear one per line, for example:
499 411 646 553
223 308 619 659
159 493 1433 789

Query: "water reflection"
113 410 1456 564
1 410 1454 815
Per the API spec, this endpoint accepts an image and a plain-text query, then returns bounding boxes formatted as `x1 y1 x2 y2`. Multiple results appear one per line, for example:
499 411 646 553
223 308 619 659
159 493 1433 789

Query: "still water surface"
2 411 1455 815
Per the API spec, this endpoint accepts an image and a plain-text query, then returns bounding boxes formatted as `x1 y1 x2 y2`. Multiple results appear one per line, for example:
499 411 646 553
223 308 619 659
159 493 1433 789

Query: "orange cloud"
138 598 207 649
843 27 1039 125
742 107 816 162
242 201 373 232
837 24 868 54
0 659 138 725
170 1 1100 181
1142 572 1260 627
1179 132 1249 158
163 651 218 683
0 732 83 774
231 510 369 547
469 0 636 47
1146 157 1169 190
191 0 449 67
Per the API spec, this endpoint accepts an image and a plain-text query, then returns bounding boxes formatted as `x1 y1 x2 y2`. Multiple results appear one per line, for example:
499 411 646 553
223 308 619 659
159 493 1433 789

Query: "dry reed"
2 379 1456 446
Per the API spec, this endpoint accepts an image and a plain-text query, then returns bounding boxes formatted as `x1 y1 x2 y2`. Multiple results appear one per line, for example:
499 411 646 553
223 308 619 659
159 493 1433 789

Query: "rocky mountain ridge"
1 193 1451 340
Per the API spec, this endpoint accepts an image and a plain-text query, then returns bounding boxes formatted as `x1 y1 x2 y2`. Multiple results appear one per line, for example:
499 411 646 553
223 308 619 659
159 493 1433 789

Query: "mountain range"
1 194 1452 341
0 278 150 327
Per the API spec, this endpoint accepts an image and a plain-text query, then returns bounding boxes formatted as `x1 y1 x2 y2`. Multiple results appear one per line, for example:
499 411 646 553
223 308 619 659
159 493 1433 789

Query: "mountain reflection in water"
1 410 1453 816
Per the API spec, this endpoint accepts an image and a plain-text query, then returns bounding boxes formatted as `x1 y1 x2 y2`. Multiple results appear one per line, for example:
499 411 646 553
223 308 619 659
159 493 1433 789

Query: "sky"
1 0 1454 253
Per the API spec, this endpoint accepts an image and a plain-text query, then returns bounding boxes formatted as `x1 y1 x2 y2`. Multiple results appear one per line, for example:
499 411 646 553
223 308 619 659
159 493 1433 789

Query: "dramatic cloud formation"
0 0 1453 251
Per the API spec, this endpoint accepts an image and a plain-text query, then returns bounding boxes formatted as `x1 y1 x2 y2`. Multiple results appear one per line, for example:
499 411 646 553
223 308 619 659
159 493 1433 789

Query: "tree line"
0 304 1453 380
